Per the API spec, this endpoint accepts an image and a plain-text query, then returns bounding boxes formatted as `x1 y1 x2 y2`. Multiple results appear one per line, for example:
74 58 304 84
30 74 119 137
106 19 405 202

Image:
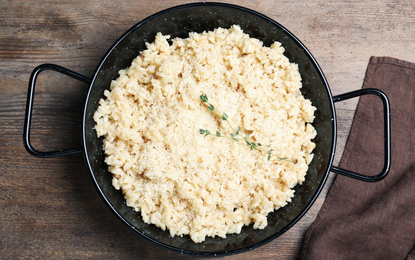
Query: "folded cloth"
302 57 415 260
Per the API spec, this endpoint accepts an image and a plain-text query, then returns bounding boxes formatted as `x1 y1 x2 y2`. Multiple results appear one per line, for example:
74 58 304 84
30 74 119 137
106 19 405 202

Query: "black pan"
24 2 391 256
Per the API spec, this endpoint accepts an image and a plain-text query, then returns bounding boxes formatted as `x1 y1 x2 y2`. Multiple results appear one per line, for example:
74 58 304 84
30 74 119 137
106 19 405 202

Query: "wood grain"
1 0 414 259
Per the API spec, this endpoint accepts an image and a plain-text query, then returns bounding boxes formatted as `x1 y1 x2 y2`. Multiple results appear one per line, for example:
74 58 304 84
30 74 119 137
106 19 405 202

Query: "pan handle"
23 64 92 158
330 88 391 182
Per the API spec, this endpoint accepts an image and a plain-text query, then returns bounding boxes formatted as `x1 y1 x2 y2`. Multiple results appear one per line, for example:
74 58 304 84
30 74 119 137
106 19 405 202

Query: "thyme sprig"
199 94 288 161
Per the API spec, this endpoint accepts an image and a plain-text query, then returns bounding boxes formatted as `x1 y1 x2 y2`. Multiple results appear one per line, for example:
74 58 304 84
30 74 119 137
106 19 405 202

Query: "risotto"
93 25 317 243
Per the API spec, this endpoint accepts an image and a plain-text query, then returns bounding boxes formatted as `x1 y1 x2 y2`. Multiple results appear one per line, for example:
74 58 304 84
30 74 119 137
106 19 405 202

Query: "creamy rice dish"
93 25 317 243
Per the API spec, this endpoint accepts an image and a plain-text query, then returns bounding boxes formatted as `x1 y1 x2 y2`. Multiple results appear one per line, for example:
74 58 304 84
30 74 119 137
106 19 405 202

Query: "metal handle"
331 88 391 182
23 64 91 158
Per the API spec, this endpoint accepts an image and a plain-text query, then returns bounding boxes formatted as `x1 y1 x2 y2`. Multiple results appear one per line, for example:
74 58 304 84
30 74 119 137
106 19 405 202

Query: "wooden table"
1 1 414 259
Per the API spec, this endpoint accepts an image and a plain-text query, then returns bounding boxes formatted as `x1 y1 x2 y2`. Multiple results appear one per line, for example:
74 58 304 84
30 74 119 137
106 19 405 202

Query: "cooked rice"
93 25 316 243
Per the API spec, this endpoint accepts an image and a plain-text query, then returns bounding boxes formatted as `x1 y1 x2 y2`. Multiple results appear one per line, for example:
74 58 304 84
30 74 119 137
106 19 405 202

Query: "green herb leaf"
200 129 211 136
216 131 221 137
208 104 215 111
221 112 228 121
267 149 274 161
200 94 208 103
235 127 240 135
250 143 256 151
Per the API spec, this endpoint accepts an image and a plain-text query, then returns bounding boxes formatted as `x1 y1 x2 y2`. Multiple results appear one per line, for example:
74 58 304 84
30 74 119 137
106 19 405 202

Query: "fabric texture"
302 57 415 260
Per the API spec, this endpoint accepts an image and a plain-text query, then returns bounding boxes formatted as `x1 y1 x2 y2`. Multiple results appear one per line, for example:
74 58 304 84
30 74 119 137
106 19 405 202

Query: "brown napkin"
302 57 415 260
